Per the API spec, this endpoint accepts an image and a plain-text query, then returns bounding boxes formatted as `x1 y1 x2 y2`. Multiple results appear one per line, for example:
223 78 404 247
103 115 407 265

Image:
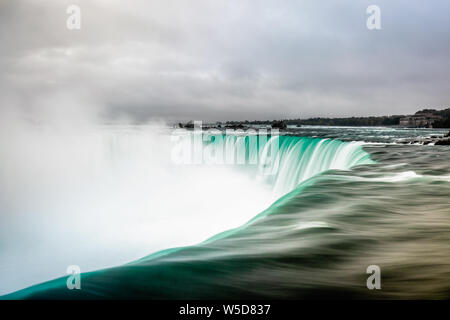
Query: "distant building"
399 112 443 128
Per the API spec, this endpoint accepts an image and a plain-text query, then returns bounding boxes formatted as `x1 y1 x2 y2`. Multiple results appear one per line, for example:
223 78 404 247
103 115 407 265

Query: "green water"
3 128 450 299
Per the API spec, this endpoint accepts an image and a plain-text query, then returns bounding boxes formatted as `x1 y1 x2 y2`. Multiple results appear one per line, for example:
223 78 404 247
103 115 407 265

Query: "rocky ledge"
398 130 450 145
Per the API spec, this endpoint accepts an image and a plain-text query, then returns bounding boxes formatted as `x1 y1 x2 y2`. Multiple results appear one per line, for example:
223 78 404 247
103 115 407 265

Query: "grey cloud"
1 0 450 122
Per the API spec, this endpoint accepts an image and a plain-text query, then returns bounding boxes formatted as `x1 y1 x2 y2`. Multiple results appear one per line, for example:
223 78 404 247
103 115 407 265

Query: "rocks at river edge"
434 130 450 144
271 120 287 130
399 131 450 145
435 138 450 145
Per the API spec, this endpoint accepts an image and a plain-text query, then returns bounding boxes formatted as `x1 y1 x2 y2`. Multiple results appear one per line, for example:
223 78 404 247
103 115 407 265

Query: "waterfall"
177 133 375 198
3 130 376 299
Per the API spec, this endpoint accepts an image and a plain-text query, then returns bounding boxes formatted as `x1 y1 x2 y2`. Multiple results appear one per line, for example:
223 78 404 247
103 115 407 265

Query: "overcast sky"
1 0 450 122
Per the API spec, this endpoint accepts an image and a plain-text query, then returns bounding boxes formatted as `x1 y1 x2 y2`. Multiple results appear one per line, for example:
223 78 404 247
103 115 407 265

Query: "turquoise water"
3 127 450 299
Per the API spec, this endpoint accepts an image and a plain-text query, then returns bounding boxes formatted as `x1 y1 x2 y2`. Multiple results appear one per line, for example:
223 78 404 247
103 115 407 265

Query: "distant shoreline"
178 108 450 130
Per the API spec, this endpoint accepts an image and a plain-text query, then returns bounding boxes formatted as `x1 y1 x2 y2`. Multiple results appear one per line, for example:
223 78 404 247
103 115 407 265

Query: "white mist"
0 121 274 295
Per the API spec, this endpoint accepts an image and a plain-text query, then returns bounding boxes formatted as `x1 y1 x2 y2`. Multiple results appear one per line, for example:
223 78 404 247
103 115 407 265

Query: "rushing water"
2 126 450 299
